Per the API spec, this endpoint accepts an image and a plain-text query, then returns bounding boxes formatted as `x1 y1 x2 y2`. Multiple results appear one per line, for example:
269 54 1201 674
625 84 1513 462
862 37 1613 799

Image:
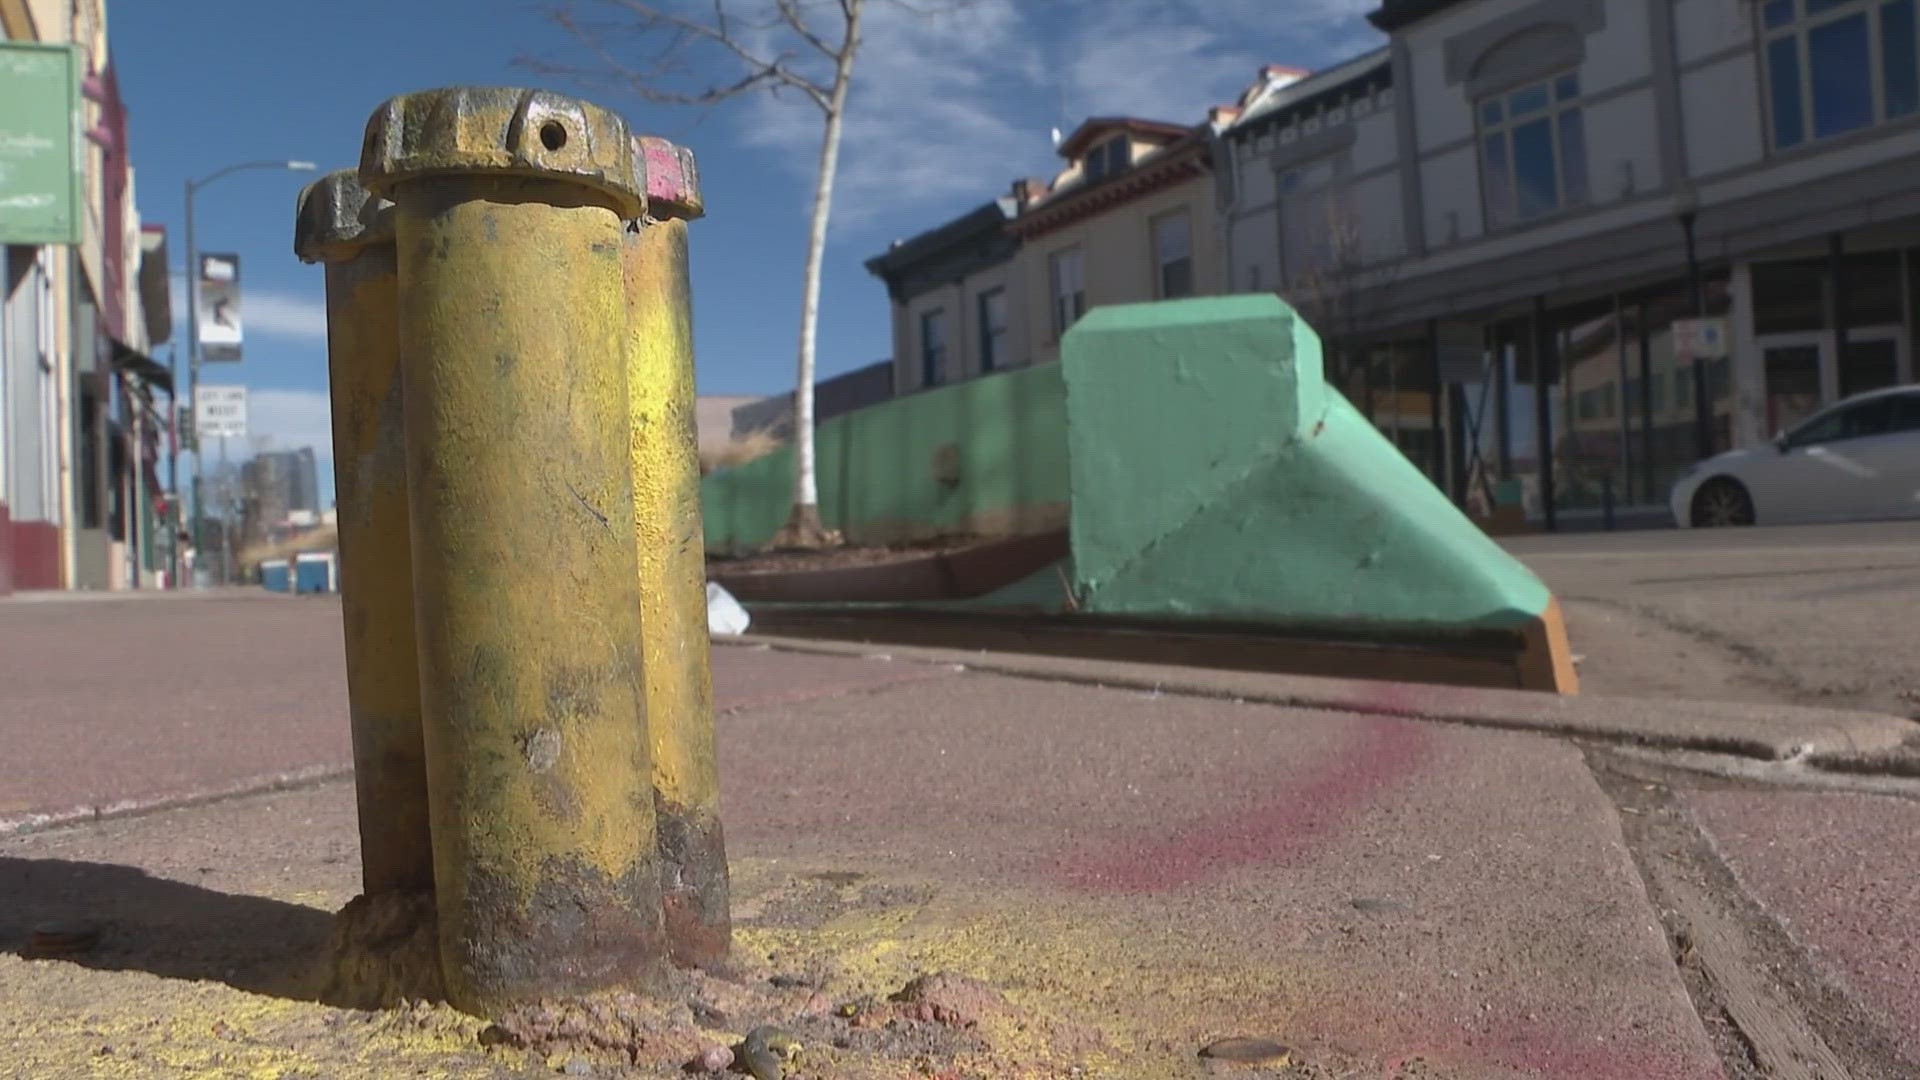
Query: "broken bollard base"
320 891 445 1010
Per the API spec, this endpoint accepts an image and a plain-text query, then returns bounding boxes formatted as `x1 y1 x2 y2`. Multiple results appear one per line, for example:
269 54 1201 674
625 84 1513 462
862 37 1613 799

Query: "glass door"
1760 335 1823 438
1839 326 1908 397
1758 326 1910 438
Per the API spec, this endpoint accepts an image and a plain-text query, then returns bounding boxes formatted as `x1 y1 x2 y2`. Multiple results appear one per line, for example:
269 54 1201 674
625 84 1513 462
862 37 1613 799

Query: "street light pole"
184 159 317 587
1680 210 1712 461
1673 184 1714 463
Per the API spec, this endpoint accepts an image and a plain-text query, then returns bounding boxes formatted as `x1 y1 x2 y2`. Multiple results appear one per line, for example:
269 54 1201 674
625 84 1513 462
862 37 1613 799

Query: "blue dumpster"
261 558 292 593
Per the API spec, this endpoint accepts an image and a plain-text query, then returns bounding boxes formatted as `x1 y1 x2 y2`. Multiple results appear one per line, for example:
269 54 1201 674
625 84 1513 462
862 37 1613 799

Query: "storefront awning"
109 339 172 395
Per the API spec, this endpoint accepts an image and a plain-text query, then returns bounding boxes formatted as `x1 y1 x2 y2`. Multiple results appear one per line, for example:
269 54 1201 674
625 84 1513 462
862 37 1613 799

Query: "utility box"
261 558 292 593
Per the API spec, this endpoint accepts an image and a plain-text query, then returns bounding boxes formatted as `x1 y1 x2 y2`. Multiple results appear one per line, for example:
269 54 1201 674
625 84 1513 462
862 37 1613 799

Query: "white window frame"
1050 247 1086 337
1151 209 1195 300
1085 137 1129 183
1475 70 1588 227
919 307 948 388
977 287 1008 372
1759 0 1920 151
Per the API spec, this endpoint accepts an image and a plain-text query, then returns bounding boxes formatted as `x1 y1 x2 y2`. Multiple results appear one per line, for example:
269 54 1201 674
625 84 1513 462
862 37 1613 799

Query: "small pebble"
26 921 101 958
692 1045 734 1073
1200 1037 1292 1066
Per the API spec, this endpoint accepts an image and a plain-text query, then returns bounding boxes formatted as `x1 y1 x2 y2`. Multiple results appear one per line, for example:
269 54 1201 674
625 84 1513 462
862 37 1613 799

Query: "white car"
1671 384 1920 528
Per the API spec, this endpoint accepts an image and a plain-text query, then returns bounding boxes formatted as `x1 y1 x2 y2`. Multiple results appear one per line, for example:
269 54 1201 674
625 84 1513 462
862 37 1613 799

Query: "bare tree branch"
774 0 840 59
530 0 835 111
518 0 973 549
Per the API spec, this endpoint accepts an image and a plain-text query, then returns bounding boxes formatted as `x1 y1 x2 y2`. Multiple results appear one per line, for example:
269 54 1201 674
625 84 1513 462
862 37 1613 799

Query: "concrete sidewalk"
0 594 947 835
1 593 1916 1078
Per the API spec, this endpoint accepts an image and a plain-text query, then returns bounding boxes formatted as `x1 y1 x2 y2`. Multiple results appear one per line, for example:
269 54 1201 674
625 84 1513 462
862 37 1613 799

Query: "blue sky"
114 0 1381 505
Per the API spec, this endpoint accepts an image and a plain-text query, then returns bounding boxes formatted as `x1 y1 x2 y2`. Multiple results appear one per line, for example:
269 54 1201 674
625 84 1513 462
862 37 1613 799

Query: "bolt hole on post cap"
359 86 645 218
633 135 703 221
293 169 395 264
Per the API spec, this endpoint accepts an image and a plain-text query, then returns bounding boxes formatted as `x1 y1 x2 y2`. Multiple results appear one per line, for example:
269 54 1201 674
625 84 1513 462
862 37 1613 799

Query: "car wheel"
1691 478 1755 527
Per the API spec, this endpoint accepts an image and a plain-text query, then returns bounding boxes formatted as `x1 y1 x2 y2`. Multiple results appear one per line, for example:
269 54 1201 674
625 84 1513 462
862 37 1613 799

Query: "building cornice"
1368 0 1470 32
1009 145 1210 241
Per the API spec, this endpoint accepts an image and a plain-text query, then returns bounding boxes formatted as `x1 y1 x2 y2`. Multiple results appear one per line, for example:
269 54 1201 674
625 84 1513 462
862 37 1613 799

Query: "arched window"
1472 28 1589 227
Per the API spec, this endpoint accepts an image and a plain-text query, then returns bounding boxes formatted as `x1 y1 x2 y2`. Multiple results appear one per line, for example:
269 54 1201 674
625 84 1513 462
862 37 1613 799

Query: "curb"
717 634 1919 764
0 763 353 840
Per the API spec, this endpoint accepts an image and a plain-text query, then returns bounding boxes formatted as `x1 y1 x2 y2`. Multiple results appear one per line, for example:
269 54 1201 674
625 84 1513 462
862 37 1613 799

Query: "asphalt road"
1507 521 1920 715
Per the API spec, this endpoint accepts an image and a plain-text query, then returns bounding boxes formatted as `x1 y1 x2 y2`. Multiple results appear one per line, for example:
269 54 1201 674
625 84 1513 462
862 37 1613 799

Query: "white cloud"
697 0 1381 232
244 388 334 459
241 292 329 342
1059 0 1384 123
169 276 329 344
732 0 1050 228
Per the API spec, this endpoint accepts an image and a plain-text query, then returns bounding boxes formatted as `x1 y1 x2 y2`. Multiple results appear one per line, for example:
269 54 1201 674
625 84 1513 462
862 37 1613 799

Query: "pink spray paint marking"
1058 715 1435 895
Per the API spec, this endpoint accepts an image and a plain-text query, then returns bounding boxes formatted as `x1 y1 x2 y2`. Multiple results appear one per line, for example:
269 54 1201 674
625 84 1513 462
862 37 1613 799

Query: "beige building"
2 0 172 591
1009 118 1225 366
866 198 1027 395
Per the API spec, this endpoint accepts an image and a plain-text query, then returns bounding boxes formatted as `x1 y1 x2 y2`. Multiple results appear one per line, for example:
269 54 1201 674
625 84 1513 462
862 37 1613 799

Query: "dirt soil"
708 538 989 576
0 785 1121 1080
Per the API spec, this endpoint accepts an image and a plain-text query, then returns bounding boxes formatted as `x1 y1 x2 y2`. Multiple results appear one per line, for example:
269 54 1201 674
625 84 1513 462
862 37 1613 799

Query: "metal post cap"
360 86 645 218
294 169 394 263
634 136 703 221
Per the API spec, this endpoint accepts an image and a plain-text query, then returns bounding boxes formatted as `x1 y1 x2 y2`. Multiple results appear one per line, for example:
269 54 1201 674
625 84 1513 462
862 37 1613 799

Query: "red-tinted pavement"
23 590 1917 1078
713 672 1726 1080
1687 787 1920 1069
0 594 952 832
0 600 1734 1079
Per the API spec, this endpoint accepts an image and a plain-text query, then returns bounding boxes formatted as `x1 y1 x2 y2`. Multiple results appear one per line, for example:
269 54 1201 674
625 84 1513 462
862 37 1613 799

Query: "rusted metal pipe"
622 135 731 969
294 170 434 900
361 86 666 1015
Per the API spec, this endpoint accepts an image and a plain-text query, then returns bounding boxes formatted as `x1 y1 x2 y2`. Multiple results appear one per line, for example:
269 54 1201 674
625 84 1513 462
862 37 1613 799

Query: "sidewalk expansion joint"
1588 749 1910 1080
0 764 353 841
719 635 1919 769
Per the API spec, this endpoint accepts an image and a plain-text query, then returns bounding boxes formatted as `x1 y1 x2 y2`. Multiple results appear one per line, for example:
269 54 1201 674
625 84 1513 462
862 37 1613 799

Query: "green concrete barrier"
1062 297 1548 627
701 362 1070 553
708 294 1578 692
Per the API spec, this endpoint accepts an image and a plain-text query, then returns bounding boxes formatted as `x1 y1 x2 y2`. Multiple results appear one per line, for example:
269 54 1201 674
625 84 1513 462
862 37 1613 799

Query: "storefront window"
1556 310 1632 514
1762 0 1920 149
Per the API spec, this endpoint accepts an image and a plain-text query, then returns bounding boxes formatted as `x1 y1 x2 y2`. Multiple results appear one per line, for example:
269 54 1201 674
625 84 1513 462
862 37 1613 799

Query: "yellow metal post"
624 136 730 969
362 86 665 1015
294 171 435 901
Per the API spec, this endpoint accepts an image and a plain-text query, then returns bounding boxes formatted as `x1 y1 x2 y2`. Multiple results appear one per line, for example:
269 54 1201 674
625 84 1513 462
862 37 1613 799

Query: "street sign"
197 253 244 361
0 43 83 245
1671 317 1728 360
195 385 248 440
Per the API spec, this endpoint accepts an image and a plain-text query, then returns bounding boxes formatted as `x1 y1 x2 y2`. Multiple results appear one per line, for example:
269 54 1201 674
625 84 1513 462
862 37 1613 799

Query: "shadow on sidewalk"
0 857 334 1003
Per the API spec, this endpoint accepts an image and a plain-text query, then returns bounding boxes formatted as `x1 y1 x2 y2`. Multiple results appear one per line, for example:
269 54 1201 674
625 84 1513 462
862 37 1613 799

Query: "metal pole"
166 344 178 587
1533 296 1556 532
1613 294 1630 499
1427 319 1444 486
296 170 434 906
181 160 316 589
366 86 667 1014
1828 232 1849 398
1682 210 1712 459
218 435 230 585
184 178 202 586
624 136 731 969
1638 300 1656 503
